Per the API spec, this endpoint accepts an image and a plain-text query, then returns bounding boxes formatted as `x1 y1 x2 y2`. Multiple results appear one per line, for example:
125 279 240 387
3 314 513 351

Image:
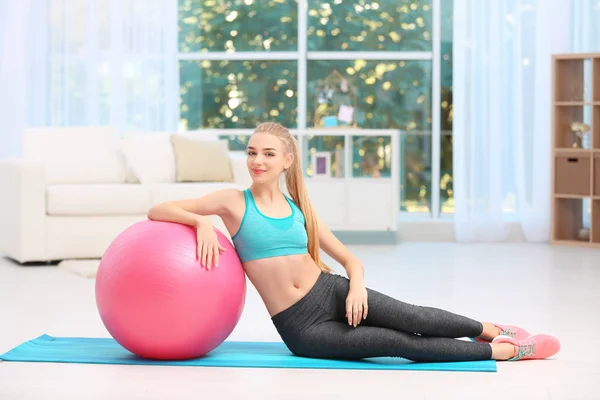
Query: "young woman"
148 122 560 363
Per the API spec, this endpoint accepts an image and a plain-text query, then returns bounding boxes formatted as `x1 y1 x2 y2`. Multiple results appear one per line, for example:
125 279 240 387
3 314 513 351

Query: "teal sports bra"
231 189 309 263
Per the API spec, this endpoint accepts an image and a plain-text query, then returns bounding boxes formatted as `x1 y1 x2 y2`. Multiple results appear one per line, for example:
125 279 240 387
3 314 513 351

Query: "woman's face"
246 132 293 183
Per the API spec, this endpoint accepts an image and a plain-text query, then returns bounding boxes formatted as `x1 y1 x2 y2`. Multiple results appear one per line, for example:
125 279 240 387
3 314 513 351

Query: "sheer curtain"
0 0 39 158
452 0 572 242
0 0 178 158
570 0 600 52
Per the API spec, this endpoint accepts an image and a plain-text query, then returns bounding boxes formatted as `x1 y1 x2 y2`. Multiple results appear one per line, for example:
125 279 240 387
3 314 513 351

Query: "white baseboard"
397 220 455 242
397 220 531 243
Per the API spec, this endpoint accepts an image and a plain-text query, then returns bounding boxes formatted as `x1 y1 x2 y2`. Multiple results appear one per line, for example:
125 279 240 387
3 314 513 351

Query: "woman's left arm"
316 213 368 327
315 213 364 284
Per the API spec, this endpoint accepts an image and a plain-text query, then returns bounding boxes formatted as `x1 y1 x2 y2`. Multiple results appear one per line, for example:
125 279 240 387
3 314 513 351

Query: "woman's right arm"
147 188 239 268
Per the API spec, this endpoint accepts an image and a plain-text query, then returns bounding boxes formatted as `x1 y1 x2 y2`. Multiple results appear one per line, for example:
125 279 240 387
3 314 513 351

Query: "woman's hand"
345 282 368 327
196 223 226 269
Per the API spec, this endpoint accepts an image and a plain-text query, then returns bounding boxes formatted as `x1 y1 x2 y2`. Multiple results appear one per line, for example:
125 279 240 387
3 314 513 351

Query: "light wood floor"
1 243 599 399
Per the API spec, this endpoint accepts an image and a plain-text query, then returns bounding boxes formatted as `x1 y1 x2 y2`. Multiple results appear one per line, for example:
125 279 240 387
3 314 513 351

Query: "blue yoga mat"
0 335 496 372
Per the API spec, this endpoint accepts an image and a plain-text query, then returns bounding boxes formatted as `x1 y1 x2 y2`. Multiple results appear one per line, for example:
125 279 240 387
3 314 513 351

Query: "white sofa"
0 127 252 264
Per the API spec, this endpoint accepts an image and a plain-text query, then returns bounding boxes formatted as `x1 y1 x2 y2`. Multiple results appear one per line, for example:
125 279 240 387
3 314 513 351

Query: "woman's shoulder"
215 188 247 213
214 187 246 201
217 187 246 196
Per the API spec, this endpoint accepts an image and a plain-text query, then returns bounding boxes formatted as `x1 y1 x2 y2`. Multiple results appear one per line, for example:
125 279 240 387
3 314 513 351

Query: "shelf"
552 198 589 242
554 59 585 102
595 106 600 149
554 195 600 200
553 105 591 148
554 52 600 60
594 58 600 102
594 200 600 243
554 148 592 154
552 53 600 248
554 101 594 106
554 194 589 199
595 153 600 196
551 239 599 248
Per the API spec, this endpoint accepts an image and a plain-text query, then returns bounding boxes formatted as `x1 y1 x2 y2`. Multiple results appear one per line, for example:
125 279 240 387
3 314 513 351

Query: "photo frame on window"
311 152 331 178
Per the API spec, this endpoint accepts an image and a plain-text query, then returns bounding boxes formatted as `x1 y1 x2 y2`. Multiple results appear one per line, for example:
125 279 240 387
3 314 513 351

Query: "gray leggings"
271 272 493 362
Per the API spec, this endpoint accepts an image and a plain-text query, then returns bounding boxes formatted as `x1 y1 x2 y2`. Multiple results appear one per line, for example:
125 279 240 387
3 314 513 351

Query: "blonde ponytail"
253 123 333 274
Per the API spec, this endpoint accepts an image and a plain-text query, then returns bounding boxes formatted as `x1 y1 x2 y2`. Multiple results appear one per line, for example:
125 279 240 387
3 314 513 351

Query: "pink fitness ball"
95 220 246 360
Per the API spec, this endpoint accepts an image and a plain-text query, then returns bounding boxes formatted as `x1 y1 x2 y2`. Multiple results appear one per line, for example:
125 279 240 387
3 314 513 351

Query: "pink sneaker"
471 323 530 343
492 334 561 361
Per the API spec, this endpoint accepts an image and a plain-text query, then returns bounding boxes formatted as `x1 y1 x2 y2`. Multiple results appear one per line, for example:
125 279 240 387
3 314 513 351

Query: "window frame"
176 0 444 219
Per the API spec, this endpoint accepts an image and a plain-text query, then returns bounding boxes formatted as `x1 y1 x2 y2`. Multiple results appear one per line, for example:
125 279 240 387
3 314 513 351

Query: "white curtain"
452 0 572 242
0 0 6 61
570 0 600 52
0 0 39 158
0 0 178 158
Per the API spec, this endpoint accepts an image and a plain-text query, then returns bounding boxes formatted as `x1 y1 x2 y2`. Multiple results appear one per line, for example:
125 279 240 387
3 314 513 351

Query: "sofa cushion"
120 131 177 184
47 184 151 216
170 135 233 182
148 182 238 206
23 126 127 184
120 130 223 185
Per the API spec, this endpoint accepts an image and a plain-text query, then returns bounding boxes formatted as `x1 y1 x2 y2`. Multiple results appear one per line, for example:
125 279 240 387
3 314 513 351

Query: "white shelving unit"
298 128 399 234
205 128 400 236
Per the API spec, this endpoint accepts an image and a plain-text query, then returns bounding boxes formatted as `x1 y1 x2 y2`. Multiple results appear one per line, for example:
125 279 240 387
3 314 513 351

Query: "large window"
178 0 298 53
306 1 432 52
179 60 298 130
440 0 454 214
177 0 453 216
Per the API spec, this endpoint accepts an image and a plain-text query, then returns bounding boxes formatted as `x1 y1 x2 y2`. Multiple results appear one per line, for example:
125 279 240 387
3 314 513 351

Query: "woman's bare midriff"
242 253 323 317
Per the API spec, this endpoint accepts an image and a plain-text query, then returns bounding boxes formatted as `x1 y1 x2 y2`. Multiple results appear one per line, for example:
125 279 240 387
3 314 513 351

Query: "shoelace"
500 327 515 337
510 342 535 361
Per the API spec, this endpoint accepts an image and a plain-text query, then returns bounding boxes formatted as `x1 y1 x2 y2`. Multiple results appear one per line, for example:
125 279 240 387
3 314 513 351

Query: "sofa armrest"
0 159 47 263
228 152 252 189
